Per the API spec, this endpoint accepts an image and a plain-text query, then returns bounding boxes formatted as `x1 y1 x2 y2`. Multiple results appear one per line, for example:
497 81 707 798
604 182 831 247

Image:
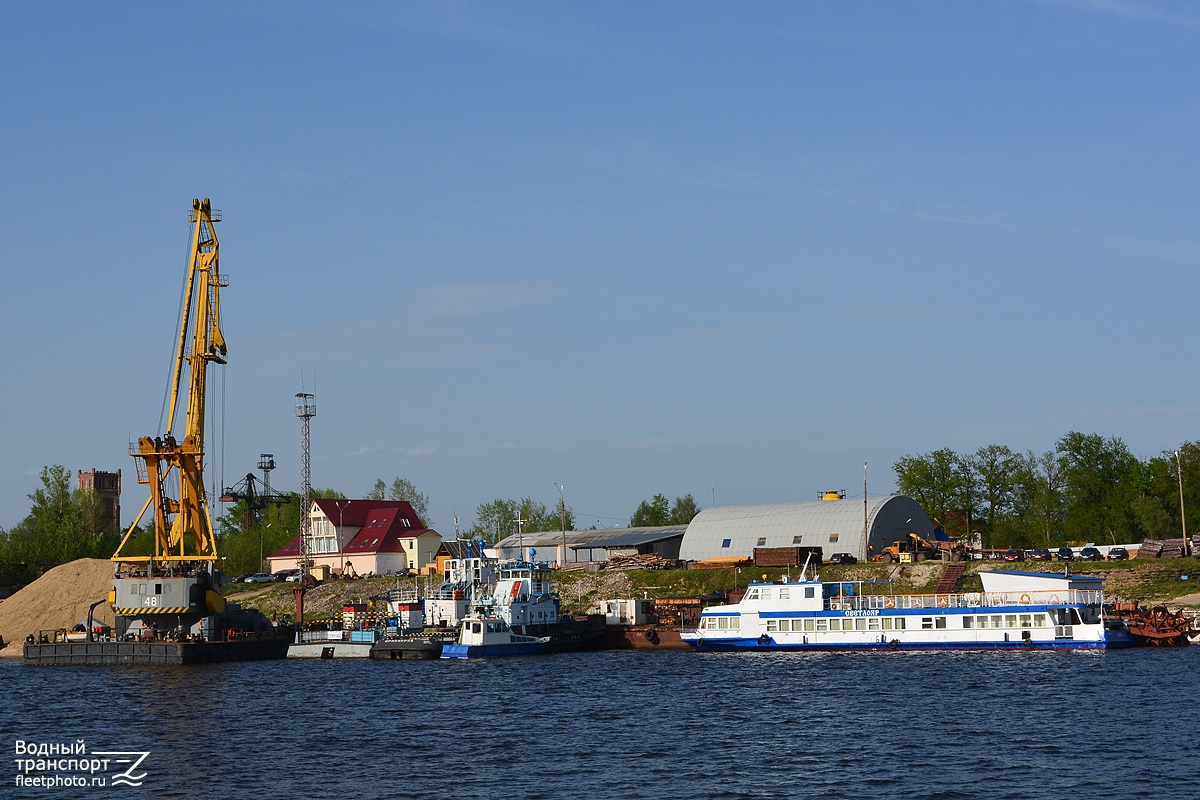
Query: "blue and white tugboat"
440 615 548 659
440 558 605 657
681 568 1134 652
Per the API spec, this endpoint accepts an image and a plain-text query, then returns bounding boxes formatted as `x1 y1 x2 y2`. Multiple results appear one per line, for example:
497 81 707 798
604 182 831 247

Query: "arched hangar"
679 495 933 563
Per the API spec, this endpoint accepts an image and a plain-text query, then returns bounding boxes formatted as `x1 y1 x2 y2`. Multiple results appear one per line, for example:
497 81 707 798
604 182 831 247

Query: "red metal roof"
267 499 435 559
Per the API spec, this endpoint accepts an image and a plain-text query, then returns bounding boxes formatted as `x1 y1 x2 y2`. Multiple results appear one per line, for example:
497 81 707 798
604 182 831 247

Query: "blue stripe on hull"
687 637 1133 652
440 642 546 659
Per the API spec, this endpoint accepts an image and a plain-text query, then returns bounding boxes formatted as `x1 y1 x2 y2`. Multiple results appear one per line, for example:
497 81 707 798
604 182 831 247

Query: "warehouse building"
678 495 933 563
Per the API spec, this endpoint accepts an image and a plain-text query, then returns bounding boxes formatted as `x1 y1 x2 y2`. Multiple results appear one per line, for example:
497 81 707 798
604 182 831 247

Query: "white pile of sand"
0 558 115 657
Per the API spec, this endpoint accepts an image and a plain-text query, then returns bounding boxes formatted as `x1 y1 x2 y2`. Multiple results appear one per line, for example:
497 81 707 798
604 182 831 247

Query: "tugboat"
440 615 547 659
439 558 605 658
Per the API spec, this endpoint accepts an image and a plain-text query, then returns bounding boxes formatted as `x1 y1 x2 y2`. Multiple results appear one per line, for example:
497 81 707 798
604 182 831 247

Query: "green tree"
1056 432 1141 544
669 494 701 525
365 477 430 523
387 477 429 522
0 465 120 585
467 496 572 542
630 494 670 527
969 444 1019 546
893 448 968 533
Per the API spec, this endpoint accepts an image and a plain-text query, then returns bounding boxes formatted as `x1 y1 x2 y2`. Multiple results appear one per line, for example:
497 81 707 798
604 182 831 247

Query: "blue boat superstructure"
681 570 1134 652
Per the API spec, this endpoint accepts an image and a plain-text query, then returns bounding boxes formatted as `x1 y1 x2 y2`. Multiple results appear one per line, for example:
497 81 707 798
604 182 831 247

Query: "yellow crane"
109 198 228 626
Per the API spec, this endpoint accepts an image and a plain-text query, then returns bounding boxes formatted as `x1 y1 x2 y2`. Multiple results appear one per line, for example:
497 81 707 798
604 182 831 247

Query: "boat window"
721 539 731 548
855 618 867 631
816 619 828 632
766 620 778 632
1034 614 1048 627
882 618 893 630
963 616 974 629
1019 614 1033 629
471 622 481 634
718 617 729 630
804 587 815 599
730 617 739 629
778 588 790 600
868 618 881 631
1005 615 1018 628
934 617 946 629
804 619 814 631
760 588 773 600
829 619 841 631
746 589 760 601
896 618 906 630
921 617 934 630
990 615 1002 628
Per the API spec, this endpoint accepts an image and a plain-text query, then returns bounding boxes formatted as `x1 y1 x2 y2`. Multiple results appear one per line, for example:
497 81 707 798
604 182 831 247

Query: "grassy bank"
223 558 1200 621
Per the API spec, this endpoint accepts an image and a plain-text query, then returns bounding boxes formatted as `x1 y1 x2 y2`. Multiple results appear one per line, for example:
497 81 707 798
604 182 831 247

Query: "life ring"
644 628 660 645
1020 593 1031 605
888 639 900 651
758 634 771 645
937 596 948 608
1049 594 1060 604
884 597 896 609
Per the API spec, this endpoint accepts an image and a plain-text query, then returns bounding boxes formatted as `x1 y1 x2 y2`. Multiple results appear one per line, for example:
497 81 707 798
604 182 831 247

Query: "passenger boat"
680 569 1135 651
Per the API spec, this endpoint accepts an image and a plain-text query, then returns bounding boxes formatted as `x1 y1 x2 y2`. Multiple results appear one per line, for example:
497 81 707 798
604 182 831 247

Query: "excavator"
106 199 271 645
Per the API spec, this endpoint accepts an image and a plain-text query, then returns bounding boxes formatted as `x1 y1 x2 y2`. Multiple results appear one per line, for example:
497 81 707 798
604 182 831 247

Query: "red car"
1002 549 1025 562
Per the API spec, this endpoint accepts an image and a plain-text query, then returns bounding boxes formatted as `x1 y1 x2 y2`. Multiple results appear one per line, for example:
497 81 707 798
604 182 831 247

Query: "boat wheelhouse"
681 570 1134 651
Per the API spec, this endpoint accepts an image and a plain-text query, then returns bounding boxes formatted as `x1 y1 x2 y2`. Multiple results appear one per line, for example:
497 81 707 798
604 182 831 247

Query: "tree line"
2 462 708 584
893 432 1198 549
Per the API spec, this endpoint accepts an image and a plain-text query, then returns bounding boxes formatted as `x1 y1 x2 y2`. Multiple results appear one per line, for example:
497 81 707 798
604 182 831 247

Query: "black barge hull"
23 637 292 666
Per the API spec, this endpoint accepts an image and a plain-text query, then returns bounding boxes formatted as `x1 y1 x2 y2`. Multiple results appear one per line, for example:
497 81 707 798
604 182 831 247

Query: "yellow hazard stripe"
113 607 192 615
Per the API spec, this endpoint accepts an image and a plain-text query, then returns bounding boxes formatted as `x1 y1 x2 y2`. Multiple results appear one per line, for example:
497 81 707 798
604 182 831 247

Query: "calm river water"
4 647 1199 800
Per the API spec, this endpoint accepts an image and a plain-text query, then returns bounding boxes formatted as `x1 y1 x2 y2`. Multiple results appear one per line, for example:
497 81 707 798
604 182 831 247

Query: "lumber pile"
604 553 680 571
1139 539 1188 558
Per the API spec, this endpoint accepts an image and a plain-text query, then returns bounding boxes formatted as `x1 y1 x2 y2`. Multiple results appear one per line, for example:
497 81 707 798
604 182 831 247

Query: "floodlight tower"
259 453 276 498
294 393 316 574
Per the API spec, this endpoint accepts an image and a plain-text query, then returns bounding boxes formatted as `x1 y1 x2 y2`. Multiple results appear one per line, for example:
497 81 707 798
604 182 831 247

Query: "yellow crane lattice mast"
112 197 227 567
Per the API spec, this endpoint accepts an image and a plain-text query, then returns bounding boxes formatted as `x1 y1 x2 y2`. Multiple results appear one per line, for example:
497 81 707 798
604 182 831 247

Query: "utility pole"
555 482 566 568
1177 450 1189 556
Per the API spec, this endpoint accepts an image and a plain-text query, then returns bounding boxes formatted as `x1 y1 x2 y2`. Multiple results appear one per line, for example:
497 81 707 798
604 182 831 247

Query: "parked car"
1107 546 1129 561
243 573 276 583
1079 547 1103 561
828 552 858 565
1055 547 1074 561
1028 548 1052 562
1002 548 1025 562
273 569 299 582
285 573 303 582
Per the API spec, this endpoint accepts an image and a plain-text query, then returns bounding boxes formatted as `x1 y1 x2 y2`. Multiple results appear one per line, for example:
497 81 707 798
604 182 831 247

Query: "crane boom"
112 197 227 566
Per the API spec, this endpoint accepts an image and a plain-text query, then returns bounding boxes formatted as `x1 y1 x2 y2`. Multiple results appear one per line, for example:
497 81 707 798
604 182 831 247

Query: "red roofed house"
267 499 442 577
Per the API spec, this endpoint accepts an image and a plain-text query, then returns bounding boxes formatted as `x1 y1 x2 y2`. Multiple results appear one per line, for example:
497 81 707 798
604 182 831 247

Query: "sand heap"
0 558 115 657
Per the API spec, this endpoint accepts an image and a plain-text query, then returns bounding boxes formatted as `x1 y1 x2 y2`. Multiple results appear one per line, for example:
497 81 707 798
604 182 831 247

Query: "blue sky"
2 2 1198 535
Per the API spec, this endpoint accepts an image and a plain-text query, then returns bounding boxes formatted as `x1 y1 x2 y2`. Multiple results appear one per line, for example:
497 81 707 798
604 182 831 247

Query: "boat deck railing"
827 589 1103 612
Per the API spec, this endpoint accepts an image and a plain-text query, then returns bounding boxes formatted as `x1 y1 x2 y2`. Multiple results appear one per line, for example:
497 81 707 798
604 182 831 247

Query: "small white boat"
440 615 547 659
